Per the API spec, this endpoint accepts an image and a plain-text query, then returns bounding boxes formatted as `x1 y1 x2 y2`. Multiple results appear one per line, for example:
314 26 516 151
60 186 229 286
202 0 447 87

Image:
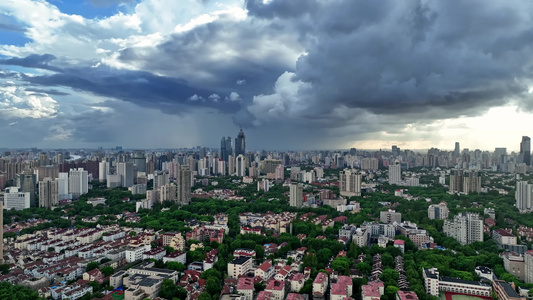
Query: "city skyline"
2 1 533 150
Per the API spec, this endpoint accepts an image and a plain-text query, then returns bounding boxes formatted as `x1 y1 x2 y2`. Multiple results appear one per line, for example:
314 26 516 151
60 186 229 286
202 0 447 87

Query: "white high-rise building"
3 187 31 210
289 183 303 208
236 155 246 177
516 181 533 212
57 172 70 200
69 168 88 199
428 202 449 220
443 212 483 245
117 162 134 188
275 164 284 180
38 177 59 208
388 160 401 185
99 161 109 182
339 168 362 197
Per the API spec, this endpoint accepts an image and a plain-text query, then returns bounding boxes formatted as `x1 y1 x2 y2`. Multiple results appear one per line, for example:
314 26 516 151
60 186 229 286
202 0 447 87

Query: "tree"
101 266 114 277
0 281 41 300
356 262 371 275
385 286 400 300
332 256 350 275
0 264 10 275
86 262 99 272
198 291 212 300
158 279 187 300
381 268 399 281
167 262 187 272
206 277 221 296
201 268 222 280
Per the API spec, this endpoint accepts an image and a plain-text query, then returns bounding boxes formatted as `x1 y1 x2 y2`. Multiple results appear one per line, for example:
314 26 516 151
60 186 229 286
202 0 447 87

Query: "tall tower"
132 150 147 173
38 177 59 208
17 170 37 207
289 183 303 208
236 155 246 177
454 142 460 157
69 168 88 199
521 136 531 166
178 166 192 205
388 160 401 185
220 137 227 163
117 162 134 187
235 128 246 157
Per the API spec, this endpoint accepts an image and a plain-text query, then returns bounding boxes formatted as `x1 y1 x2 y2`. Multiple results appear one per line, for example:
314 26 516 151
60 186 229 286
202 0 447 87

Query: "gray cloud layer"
2 0 533 149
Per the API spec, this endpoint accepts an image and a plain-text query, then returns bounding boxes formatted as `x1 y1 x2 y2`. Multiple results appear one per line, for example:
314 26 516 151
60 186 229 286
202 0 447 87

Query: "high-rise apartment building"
516 181 533 212
380 209 402 224
339 168 362 197
449 169 481 194
69 168 88 199
38 177 59 208
388 160 401 185
99 161 109 182
228 155 235 176
178 166 191 205
361 158 379 171
57 172 70 200
443 212 483 245
0 201 3 264
521 136 531 166
275 164 284 180
289 183 303 208
235 128 246 157
428 202 449 220
236 155 246 177
17 171 37 207
117 162 134 188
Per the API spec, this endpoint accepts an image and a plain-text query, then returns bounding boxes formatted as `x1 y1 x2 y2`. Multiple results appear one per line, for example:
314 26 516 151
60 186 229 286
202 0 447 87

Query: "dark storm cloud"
25 88 70 96
0 54 62 72
17 63 240 113
243 0 533 129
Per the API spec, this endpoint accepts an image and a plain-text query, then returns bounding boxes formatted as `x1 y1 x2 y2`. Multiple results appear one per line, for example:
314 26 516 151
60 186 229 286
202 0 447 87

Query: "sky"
1 0 533 151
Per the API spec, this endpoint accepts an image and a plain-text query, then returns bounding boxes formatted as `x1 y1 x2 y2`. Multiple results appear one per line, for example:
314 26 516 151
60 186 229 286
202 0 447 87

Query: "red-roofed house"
394 239 405 254
289 272 305 292
237 277 254 300
286 293 307 300
275 265 292 281
313 272 328 298
255 260 274 281
396 291 419 300
362 281 384 300
331 275 353 300
265 279 286 300
257 291 275 300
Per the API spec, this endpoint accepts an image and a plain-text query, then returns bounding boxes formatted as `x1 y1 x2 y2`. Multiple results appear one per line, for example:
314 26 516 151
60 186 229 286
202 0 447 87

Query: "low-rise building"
228 256 252 279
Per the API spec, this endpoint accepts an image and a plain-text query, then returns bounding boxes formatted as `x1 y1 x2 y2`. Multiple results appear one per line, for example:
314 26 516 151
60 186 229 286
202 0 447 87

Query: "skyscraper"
132 150 147 173
178 166 192 205
39 177 59 208
388 160 401 185
236 155 246 177
449 169 481 194
235 128 246 157
220 136 233 162
454 142 460 157
17 171 37 207
521 136 531 166
69 168 88 199
289 183 303 208
516 181 533 212
117 162 134 187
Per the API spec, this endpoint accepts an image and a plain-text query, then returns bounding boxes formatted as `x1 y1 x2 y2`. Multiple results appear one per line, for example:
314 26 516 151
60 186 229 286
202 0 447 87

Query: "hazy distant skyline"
1 0 533 151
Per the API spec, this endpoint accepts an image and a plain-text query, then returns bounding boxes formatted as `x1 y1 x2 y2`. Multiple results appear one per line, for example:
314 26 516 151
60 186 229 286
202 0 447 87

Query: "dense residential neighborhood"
1 144 533 300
